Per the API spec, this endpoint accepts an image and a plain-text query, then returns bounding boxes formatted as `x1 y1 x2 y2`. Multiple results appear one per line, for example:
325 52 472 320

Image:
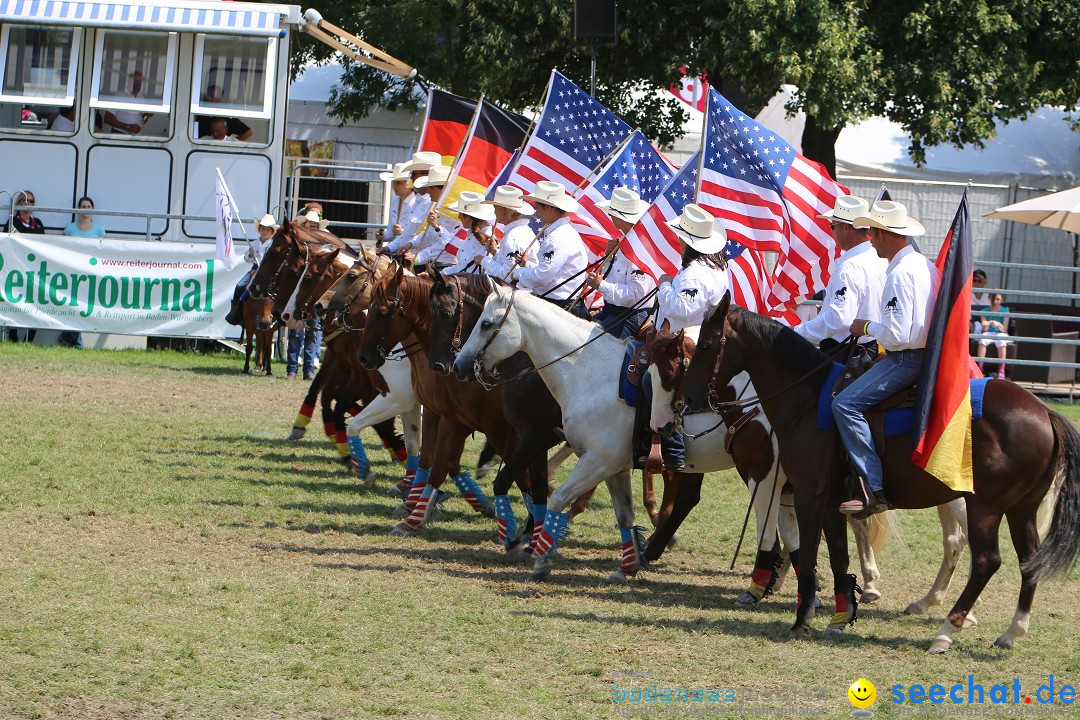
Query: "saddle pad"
818 364 990 434
619 341 645 408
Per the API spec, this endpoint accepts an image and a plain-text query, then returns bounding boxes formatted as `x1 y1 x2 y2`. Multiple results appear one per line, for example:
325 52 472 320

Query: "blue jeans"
595 305 649 340
832 349 924 492
287 317 322 376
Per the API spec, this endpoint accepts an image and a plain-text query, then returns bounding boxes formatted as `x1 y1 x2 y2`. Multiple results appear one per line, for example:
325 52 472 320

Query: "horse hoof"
964 615 978 629
992 635 1014 650
903 601 929 616
286 428 306 442
607 569 631 584
813 596 823 609
668 533 680 548
787 625 811 641
386 484 406 497
390 522 418 537
735 590 760 606
363 467 377 490
860 589 882 604
506 544 531 563
928 636 953 654
480 505 496 519
391 503 411 518
823 625 844 637
531 558 554 581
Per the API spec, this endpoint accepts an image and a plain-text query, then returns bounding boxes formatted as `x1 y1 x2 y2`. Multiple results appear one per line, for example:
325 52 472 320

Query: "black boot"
225 287 244 326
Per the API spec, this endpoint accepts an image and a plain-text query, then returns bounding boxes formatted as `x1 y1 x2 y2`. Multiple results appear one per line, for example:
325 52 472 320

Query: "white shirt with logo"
482 218 537 280
511 216 589 300
795 241 887 345
599 252 655 308
655 258 730 339
386 193 433 253
443 226 492 276
866 245 941 351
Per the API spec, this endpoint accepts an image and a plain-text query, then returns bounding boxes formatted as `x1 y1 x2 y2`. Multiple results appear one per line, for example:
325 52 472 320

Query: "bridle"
449 278 466 354
368 278 425 361
471 283 518 390
334 256 382 331
260 239 299 301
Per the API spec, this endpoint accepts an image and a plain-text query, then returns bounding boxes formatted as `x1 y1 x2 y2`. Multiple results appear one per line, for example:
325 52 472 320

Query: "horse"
357 266 529 535
679 292 1080 652
451 284 807 590
240 294 277 376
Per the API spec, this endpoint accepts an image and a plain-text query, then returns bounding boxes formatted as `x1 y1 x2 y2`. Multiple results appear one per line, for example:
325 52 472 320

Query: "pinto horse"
680 293 1080 652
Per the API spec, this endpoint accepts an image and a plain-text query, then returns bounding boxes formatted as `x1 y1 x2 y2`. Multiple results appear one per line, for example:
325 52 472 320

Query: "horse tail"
1023 410 1080 581
865 509 897 556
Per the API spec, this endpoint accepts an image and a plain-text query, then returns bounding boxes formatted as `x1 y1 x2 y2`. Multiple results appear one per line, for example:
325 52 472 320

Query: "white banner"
0 233 246 338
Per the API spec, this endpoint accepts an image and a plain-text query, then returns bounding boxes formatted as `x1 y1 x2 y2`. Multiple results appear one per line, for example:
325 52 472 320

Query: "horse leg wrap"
828 573 861 631
795 570 817 627
618 527 642 577
402 483 437 529
494 495 516 550
451 471 492 514
347 435 370 481
397 455 420 497
345 403 361 418
323 420 336 440
532 509 570 560
529 503 547 552
334 428 350 459
403 467 430 511
294 402 315 429
746 549 783 602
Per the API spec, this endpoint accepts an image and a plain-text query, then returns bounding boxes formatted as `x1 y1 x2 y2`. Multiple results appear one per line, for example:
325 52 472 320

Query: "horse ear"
429 263 446 286
659 318 672 334
393 263 404 283
715 290 731 324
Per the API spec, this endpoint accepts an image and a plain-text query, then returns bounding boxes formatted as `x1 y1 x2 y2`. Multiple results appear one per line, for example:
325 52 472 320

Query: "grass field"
1 344 1079 720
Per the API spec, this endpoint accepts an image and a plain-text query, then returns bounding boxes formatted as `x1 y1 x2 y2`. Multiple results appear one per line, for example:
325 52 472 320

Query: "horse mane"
729 307 833 388
289 222 358 259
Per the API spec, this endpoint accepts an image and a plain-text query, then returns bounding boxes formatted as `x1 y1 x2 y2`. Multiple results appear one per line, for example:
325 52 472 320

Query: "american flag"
620 152 700 281
724 240 768 314
572 130 675 257
443 225 468 257
696 88 845 314
507 70 632 196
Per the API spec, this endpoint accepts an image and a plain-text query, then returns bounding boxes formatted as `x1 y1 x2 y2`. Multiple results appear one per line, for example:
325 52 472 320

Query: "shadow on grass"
176 365 256 377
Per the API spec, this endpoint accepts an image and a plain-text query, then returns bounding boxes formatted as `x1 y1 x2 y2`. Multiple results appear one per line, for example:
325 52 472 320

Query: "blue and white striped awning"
0 0 300 38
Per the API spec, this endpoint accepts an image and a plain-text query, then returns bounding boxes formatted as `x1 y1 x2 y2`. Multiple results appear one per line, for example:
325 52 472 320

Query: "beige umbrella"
985 184 1080 233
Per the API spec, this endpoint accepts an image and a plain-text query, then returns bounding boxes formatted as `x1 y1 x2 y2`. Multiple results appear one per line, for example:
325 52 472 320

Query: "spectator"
286 202 326 379
293 202 329 231
64 196 106 238
975 292 1010 379
972 269 990 308
195 85 252 141
50 106 75 132
103 71 146 135
200 117 238 142
11 190 43 234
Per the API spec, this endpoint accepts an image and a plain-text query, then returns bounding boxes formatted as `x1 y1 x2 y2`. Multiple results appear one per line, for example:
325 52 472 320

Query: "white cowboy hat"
294 210 330 231
666 203 727 254
525 180 579 213
255 213 280 230
597 186 649 224
379 161 410 183
818 195 869 225
448 191 496 223
482 185 535 216
413 164 451 189
852 200 926 237
402 151 443 174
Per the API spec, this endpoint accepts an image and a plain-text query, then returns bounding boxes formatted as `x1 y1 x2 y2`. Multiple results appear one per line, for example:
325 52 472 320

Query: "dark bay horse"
680 293 1080 653
240 295 277 376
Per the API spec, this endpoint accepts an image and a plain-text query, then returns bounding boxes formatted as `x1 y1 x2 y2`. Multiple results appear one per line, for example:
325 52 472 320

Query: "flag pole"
693 89 712 202
505 70 554 179
215 167 247 236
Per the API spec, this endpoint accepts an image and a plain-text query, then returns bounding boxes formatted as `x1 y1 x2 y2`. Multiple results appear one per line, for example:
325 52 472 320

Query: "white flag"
215 168 240 271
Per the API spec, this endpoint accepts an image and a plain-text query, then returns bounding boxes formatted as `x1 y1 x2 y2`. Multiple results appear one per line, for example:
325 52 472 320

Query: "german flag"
442 99 530 217
418 88 478 167
912 189 982 492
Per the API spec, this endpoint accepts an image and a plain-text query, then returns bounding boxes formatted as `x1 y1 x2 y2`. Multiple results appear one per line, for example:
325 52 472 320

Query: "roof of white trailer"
0 0 301 38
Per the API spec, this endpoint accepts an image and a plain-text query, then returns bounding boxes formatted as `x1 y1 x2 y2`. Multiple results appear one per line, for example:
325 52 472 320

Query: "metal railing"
5 201 214 242
285 159 392 236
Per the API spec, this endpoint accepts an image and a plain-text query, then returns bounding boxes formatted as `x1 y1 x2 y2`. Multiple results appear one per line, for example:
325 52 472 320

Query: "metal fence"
285 159 392 242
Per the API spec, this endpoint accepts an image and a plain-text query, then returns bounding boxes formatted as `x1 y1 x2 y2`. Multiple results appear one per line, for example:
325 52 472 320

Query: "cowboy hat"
482 185 534 216
294 210 330 231
379 161 410 183
402 151 443 174
666 203 727 254
255 213 280 230
852 200 926 237
818 195 869 225
525 180 579 213
597 186 649 224
413 164 451 189
448 191 496 224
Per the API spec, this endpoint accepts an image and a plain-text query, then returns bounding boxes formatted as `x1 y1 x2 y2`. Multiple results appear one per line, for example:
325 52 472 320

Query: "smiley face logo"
848 678 876 716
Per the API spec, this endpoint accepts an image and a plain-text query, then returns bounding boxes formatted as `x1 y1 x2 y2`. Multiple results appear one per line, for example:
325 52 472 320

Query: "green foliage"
286 0 1079 165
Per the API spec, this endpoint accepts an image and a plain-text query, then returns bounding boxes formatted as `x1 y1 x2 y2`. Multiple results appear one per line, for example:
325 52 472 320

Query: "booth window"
190 35 275 145
90 31 177 140
0 25 80 132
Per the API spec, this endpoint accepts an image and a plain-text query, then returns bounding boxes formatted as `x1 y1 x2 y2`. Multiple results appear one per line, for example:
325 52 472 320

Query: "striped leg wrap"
829 574 861 630
402 483 437 529
618 527 641 577
294 402 315 429
403 467 430 511
334 428 350 459
322 420 336 440
397 455 420 497
746 549 783 602
529 503 547 552
531 509 570 560
494 495 516 549
347 435 370 480
451 471 491 514
345 403 361 418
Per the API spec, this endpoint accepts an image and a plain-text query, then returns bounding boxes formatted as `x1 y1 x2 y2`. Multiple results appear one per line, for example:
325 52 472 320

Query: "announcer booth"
0 0 300 241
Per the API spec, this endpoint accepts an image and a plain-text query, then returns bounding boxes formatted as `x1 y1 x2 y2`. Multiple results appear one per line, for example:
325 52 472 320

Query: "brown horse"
680 292 1080 653
240 294 278 375
358 267 529 535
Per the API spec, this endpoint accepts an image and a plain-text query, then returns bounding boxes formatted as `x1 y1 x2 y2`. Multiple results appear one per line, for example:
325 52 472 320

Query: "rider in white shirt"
835 201 940 516
587 187 656 339
441 192 496 275
375 162 411 248
408 165 461 270
512 181 589 307
381 151 440 260
796 195 887 354
481 186 538 281
226 213 279 326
